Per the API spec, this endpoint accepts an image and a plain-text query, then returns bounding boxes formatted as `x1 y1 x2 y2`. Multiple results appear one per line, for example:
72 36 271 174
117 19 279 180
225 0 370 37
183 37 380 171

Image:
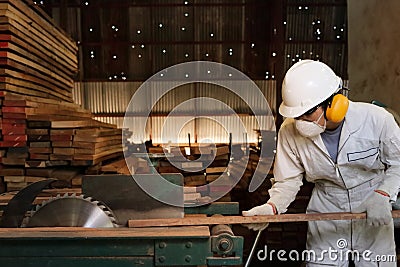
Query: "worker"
243 59 400 266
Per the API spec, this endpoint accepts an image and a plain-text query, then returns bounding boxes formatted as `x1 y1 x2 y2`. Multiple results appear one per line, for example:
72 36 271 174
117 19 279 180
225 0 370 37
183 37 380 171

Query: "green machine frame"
0 202 243 267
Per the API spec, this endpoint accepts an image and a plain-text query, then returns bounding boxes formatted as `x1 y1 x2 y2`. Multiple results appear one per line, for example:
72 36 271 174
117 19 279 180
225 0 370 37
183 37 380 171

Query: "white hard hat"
279 60 342 118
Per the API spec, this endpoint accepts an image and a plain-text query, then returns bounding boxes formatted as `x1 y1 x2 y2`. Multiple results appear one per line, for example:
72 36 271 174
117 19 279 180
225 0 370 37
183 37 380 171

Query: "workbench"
0 226 243 267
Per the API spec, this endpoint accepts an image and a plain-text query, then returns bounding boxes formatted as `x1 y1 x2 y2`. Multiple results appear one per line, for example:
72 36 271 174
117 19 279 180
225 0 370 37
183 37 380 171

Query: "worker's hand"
242 203 276 231
352 191 392 226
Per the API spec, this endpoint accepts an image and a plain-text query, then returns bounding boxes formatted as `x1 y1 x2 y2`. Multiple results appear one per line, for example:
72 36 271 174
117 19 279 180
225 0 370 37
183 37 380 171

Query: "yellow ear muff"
325 94 349 123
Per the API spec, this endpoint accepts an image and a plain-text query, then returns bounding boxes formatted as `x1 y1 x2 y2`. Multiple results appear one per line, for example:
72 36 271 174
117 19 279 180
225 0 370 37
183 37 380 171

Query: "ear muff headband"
325 94 349 123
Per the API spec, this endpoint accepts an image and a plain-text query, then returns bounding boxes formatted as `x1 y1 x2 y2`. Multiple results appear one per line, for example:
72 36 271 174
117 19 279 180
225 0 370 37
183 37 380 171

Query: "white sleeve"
268 124 304 214
377 112 400 202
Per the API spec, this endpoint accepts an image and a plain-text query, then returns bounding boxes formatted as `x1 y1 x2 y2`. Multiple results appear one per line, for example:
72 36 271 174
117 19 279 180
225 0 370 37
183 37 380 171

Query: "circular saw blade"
23 193 117 228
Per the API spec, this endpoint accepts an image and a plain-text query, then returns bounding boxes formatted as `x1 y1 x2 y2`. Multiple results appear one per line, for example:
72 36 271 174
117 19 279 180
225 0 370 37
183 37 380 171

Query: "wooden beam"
128 210 400 228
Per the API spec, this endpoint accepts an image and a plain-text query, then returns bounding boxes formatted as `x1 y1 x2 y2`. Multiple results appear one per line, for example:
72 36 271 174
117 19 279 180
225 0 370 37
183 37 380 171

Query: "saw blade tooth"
102 210 112 216
98 204 107 210
83 195 92 201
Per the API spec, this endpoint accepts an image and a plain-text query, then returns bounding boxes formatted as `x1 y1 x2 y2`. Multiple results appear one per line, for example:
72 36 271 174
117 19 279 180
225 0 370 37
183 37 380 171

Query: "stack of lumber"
0 0 128 192
0 0 77 102
0 92 129 191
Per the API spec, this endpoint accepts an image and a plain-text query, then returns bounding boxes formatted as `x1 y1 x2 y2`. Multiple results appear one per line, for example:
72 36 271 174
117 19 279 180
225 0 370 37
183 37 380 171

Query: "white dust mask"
295 111 326 138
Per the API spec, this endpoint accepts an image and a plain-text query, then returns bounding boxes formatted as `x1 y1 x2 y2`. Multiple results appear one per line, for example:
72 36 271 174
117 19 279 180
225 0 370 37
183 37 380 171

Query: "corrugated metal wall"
52 0 348 145
74 80 276 143
284 1 347 76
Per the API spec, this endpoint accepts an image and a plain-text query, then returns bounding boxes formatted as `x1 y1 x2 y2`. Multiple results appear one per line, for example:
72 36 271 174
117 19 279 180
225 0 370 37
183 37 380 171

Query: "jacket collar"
309 101 362 153
338 101 363 150
341 101 363 134
342 101 364 133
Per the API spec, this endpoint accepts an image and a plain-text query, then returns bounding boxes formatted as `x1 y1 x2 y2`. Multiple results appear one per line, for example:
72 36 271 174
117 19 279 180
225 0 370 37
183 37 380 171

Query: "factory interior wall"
347 0 400 115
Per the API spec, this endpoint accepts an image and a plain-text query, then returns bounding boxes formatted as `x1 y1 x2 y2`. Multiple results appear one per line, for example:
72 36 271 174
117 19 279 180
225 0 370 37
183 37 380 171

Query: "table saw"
0 174 244 266
1 174 399 266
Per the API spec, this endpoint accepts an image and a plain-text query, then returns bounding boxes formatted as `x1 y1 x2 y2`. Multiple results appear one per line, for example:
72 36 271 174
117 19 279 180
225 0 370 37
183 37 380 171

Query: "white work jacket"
268 101 400 214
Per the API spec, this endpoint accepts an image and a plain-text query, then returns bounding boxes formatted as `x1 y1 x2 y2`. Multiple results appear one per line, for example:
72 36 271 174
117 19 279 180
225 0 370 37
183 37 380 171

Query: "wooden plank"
49 154 72 161
3 175 24 182
100 158 130 174
2 112 27 119
72 139 121 149
0 167 24 176
1 157 25 165
73 147 123 161
26 128 48 135
73 135 122 143
50 129 75 135
3 134 27 141
25 167 54 177
74 128 122 138
2 124 25 134
6 146 28 158
71 151 124 166
29 153 49 160
51 141 72 147
28 147 52 154
53 147 74 155
3 99 38 107
0 140 26 147
28 135 50 141
51 119 117 129
50 134 72 141
27 120 51 128
0 226 210 238
74 143 123 155
206 166 227 174
29 141 51 148
3 88 85 112
129 210 400 228
2 118 25 125
2 106 31 113
24 105 92 118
